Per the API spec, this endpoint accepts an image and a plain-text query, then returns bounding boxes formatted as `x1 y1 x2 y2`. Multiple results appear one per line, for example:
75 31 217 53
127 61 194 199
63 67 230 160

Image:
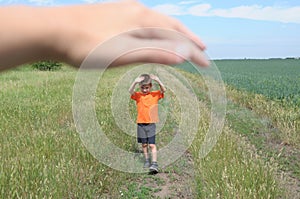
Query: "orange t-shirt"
131 91 164 123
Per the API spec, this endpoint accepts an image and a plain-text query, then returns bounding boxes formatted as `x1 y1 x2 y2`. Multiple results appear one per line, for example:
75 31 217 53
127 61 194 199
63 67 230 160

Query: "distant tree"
32 61 62 71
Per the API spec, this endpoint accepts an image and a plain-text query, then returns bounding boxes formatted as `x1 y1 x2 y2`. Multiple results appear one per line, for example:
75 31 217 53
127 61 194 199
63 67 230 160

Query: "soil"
151 152 195 198
123 151 197 199
263 130 300 198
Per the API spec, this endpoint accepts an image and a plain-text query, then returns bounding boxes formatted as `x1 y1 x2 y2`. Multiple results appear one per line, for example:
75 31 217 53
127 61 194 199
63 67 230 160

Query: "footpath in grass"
117 152 196 198
226 99 300 198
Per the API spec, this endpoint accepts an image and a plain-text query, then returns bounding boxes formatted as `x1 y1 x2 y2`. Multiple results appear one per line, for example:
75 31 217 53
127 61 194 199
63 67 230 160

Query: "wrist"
42 6 77 64
47 4 115 67
155 79 161 84
27 6 90 66
21 7 64 62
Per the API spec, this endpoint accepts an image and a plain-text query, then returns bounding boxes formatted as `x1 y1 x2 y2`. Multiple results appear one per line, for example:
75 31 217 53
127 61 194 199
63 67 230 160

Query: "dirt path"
120 152 197 198
152 152 195 198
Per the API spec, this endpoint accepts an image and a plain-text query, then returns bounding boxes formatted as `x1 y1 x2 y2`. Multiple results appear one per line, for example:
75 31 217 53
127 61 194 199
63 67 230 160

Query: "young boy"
129 74 166 172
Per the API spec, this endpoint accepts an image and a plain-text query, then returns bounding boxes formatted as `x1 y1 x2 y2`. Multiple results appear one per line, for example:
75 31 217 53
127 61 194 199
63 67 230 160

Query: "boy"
129 74 166 172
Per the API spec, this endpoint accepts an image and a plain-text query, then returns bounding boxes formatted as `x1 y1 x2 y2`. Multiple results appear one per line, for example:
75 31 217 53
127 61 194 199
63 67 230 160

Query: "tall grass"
0 70 126 198
227 88 300 147
181 72 282 198
192 126 281 198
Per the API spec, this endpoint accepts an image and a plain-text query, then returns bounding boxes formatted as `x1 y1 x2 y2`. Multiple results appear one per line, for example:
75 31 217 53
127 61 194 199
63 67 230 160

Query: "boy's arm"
128 76 145 95
128 81 138 95
150 74 167 93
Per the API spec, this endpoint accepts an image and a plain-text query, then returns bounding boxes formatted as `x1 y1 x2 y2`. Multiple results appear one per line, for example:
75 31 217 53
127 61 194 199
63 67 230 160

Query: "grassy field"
0 60 299 198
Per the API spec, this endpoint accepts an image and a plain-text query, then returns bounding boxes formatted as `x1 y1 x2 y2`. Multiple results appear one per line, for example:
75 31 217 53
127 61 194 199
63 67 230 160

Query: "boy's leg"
149 144 157 162
142 143 149 160
142 143 151 168
149 143 158 172
146 124 157 162
147 124 158 172
137 124 150 167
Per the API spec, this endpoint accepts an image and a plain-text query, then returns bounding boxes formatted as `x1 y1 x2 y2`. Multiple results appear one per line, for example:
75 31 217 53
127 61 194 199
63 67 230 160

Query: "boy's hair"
139 74 152 86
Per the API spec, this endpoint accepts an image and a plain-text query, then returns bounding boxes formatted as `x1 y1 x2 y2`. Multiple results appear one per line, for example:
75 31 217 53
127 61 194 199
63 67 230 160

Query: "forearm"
159 83 167 93
0 6 63 70
0 3 143 70
155 79 167 93
128 81 138 95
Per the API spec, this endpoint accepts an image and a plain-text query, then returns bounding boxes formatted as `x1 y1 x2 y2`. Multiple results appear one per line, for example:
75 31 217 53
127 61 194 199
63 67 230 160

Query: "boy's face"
140 84 152 94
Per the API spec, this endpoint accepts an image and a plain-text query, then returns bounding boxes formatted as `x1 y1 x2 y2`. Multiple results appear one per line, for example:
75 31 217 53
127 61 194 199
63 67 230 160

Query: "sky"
1 0 300 59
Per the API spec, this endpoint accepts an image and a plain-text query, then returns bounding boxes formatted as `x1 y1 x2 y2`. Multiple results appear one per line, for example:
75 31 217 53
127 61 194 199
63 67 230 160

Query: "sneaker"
149 162 158 173
143 160 150 168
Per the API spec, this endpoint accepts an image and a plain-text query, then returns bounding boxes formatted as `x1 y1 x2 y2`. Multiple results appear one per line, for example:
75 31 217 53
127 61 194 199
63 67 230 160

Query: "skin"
142 142 157 163
0 0 209 71
129 76 145 95
140 84 152 95
150 74 167 93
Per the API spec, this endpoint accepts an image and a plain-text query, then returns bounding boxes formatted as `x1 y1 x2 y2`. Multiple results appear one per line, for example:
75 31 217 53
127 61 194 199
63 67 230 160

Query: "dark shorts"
137 123 156 144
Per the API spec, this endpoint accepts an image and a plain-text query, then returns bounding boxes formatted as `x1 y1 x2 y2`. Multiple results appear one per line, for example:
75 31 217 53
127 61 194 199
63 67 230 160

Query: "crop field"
0 60 299 198
215 59 300 106
177 59 300 106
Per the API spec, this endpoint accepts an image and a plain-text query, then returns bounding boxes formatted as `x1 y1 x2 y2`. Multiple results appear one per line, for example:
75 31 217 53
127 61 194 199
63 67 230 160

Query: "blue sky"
1 0 299 59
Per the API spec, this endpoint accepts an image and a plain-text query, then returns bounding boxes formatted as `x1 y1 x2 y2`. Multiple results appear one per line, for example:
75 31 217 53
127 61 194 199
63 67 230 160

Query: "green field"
216 59 300 106
177 59 300 106
0 60 299 198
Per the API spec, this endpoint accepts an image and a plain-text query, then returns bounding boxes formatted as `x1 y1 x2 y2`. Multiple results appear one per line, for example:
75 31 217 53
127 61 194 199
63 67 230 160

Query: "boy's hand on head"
135 76 145 83
150 74 159 82
129 75 145 94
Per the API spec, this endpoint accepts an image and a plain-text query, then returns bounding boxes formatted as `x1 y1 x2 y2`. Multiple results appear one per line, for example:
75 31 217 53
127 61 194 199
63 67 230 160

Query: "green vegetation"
215 59 300 106
0 59 299 198
177 59 300 105
32 60 62 71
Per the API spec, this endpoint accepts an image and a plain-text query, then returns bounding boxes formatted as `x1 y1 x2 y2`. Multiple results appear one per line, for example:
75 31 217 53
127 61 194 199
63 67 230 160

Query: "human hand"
134 76 145 83
0 0 209 70
56 1 209 68
149 74 160 82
